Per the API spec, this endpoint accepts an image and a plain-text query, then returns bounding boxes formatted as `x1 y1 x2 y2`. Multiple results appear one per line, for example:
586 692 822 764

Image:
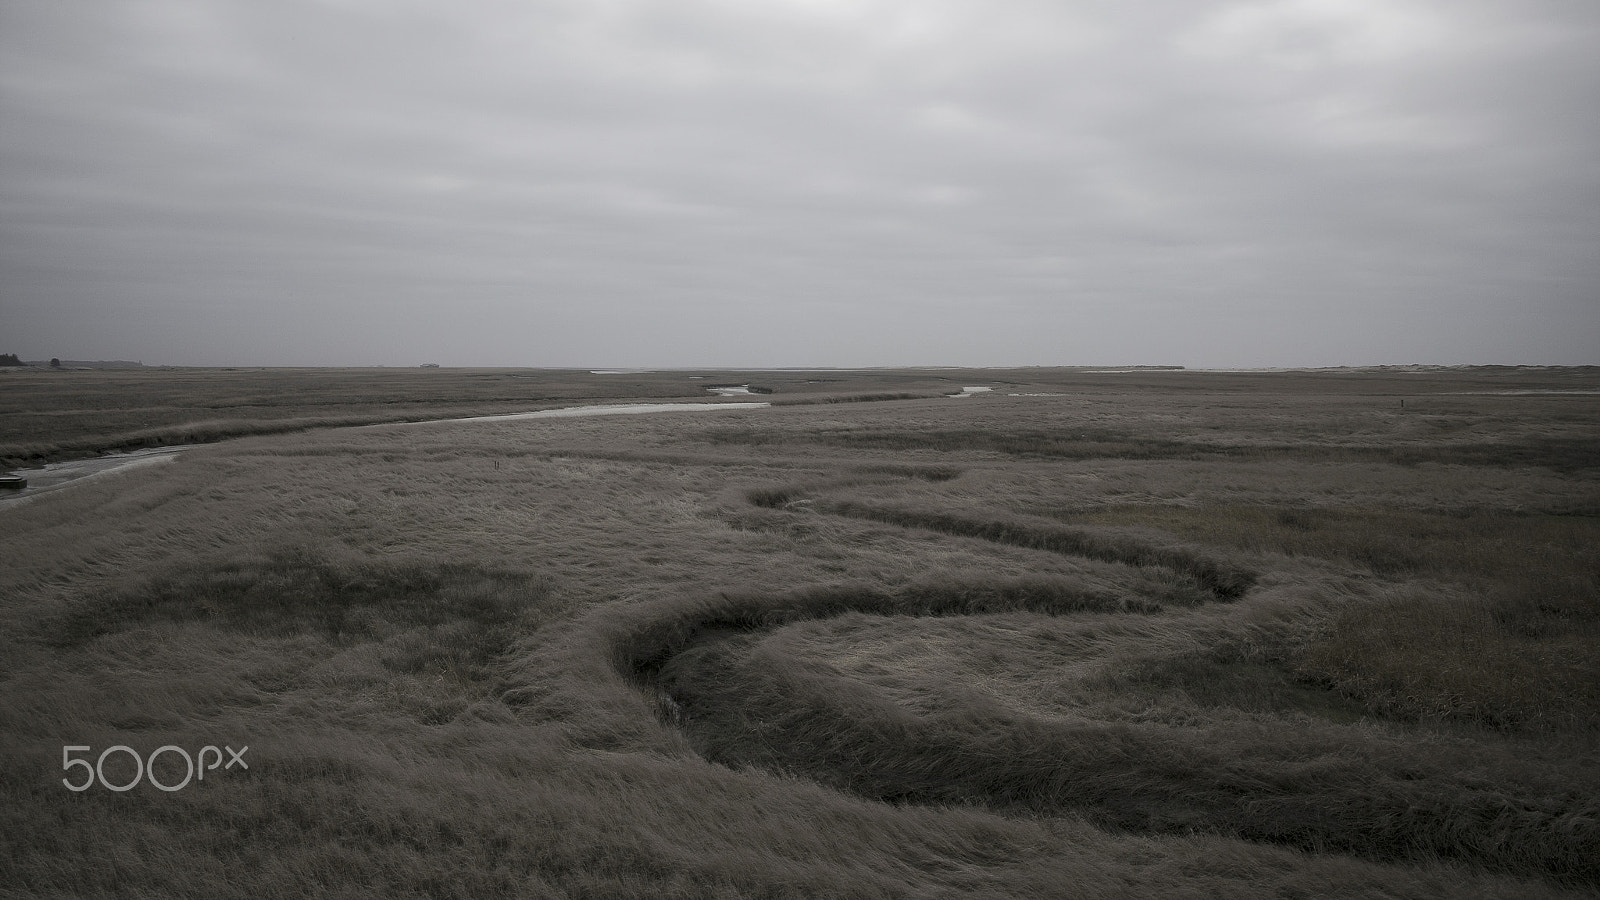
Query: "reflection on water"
439 401 769 423
0 447 188 506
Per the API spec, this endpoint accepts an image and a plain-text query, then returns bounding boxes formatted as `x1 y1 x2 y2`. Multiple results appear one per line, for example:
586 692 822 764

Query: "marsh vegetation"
1 365 1596 897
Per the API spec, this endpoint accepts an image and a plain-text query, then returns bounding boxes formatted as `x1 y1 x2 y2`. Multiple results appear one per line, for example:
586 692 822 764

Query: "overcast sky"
2 0 1596 368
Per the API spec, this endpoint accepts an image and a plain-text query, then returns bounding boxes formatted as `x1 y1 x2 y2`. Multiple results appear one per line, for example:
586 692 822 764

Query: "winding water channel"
0 400 771 508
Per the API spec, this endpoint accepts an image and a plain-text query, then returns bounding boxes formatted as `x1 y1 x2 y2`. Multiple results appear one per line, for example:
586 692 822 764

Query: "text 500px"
62 745 248 791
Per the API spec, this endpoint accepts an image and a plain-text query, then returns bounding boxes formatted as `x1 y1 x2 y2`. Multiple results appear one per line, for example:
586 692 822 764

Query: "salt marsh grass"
2 366 1597 897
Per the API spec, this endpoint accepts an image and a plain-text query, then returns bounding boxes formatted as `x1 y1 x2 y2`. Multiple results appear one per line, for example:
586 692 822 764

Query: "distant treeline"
1 357 145 369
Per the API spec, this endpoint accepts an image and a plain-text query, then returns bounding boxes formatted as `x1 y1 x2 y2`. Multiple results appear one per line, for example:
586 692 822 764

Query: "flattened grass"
655 613 1600 883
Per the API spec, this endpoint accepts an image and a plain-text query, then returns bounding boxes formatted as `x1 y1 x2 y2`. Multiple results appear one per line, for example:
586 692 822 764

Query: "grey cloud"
1 0 1596 366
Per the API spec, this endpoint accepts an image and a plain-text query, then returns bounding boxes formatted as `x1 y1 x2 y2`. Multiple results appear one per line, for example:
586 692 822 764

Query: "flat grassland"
1 366 1597 898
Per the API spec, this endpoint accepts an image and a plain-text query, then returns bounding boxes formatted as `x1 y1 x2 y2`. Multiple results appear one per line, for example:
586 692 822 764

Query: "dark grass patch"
1102 652 1371 724
745 487 805 509
853 464 963 482
705 427 1600 472
44 549 548 690
1058 504 1600 733
1295 590 1600 734
747 494 1597 733
1378 438 1600 472
816 427 1212 460
739 486 1252 601
818 502 1256 602
770 392 948 406
1057 505 1600 580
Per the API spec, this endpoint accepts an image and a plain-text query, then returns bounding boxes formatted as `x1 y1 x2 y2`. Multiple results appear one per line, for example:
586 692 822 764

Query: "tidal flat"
1 365 1597 898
